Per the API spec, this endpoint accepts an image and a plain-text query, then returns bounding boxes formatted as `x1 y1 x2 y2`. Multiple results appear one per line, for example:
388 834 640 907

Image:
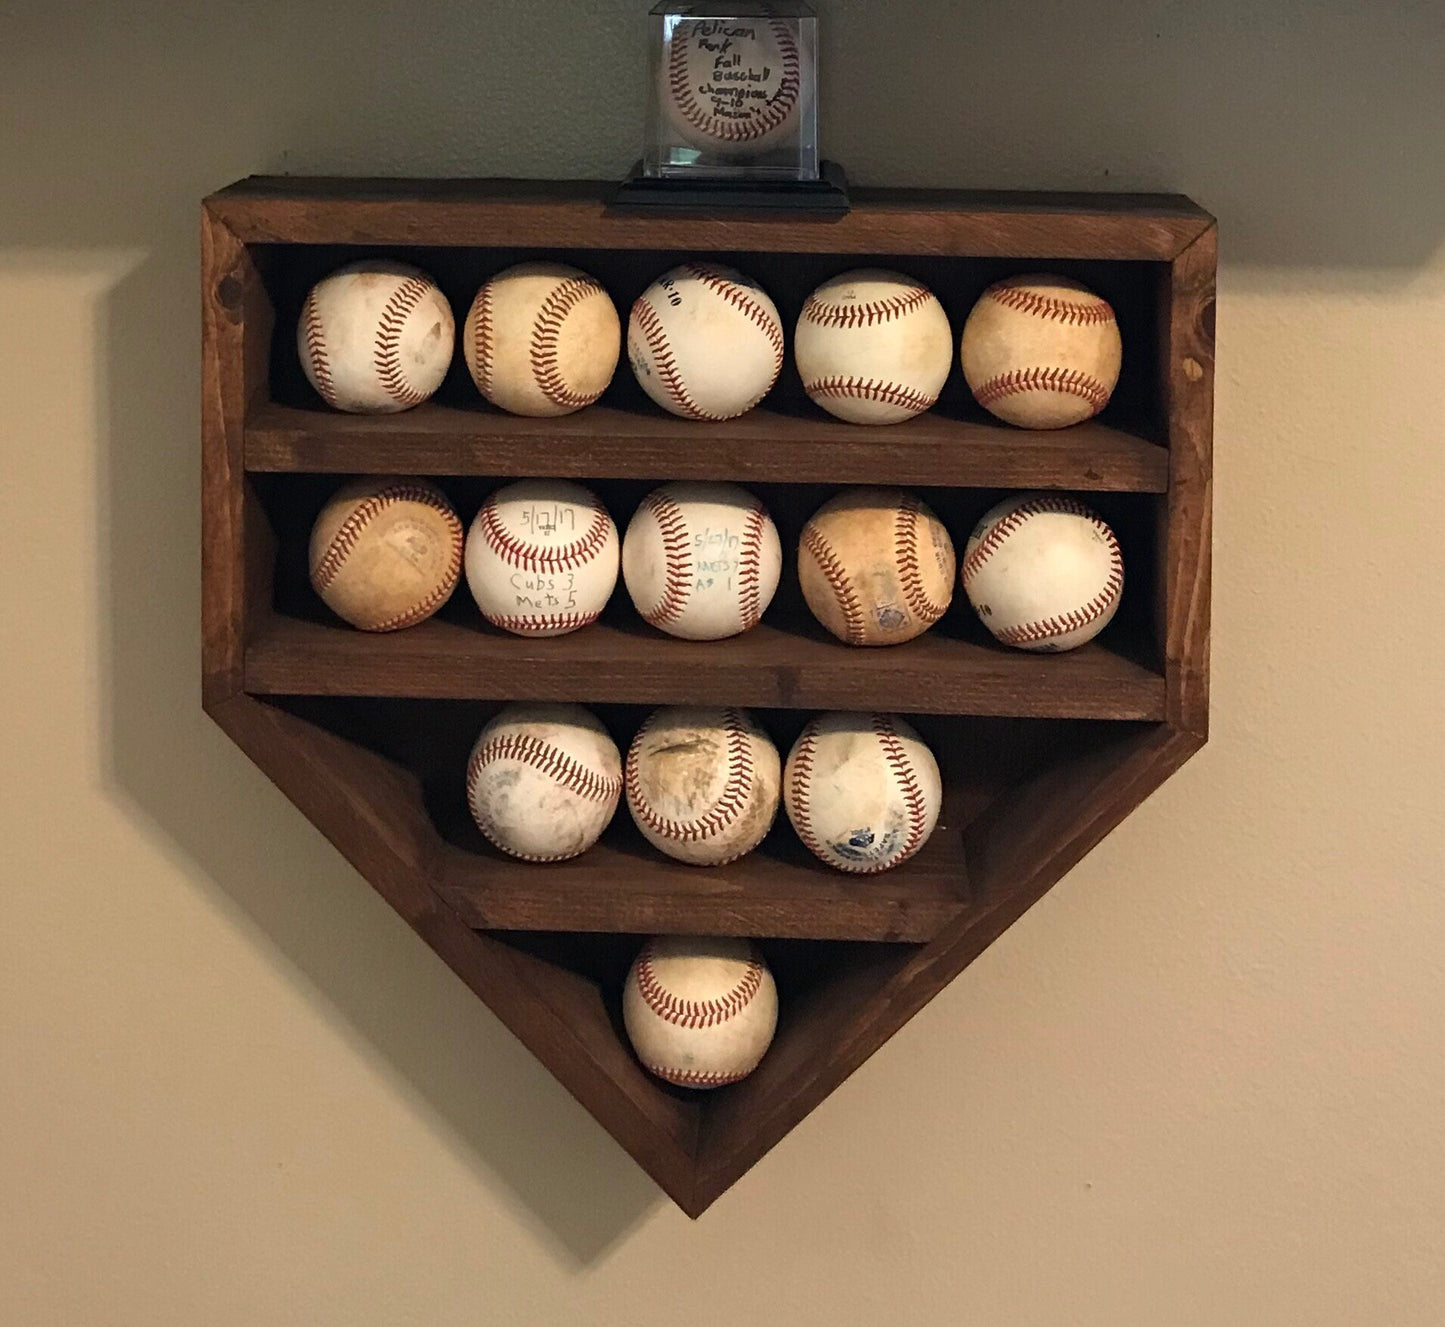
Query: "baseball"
794 269 952 425
627 262 783 421
660 17 803 157
308 477 463 632
464 480 619 637
297 260 454 413
798 487 955 646
959 274 1122 428
625 706 781 866
962 493 1125 651
463 262 620 417
622 482 781 640
784 712 942 874
623 936 778 1089
466 704 622 862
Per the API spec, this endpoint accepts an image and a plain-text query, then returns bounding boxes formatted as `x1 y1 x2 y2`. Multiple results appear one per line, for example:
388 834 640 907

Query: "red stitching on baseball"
470 278 494 399
667 18 800 144
973 366 1111 414
630 297 719 422
800 523 866 645
484 610 602 635
786 718 826 862
373 276 433 407
894 493 948 628
804 375 937 415
626 708 755 851
961 496 1114 583
737 500 768 630
872 714 929 870
301 289 338 408
478 491 612 574
681 262 784 377
634 939 764 1030
312 483 462 596
530 275 610 409
994 572 1123 646
801 282 934 329
647 1064 751 1088
637 491 692 629
985 279 1115 326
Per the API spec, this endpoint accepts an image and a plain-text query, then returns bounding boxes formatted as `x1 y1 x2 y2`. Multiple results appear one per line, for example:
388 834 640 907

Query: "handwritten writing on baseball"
693 524 739 592
681 22 779 120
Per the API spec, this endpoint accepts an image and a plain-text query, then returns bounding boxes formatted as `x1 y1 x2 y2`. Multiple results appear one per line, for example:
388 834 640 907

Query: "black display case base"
611 160 850 214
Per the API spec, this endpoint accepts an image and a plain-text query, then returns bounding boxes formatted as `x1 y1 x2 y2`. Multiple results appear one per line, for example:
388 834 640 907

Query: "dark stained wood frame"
202 178 1213 1217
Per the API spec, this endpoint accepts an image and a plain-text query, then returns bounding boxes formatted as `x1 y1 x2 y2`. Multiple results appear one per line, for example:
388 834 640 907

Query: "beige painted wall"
2 3 1442 1322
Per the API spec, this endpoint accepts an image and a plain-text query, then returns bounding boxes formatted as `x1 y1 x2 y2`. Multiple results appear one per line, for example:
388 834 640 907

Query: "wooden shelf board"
244 613 1168 721
206 177 1214 261
245 400 1169 493
436 823 969 944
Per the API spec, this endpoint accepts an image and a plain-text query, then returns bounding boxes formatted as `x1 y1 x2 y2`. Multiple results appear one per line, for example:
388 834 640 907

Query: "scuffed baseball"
660 17 803 157
784 712 942 874
626 706 781 866
464 479 619 637
798 487 955 646
628 263 783 421
794 270 952 425
960 274 1122 429
466 704 622 862
463 262 620 417
308 477 463 632
962 493 1125 651
297 260 454 414
623 936 778 1088
622 482 781 640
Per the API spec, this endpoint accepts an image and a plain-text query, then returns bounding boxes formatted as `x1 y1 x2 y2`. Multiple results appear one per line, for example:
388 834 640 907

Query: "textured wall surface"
2 3 1443 1323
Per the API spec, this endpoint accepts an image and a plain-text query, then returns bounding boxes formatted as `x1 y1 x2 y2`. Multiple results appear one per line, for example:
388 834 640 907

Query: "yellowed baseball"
627 263 784 421
962 493 1125 651
798 488 955 646
794 269 953 425
297 260 454 414
463 262 620 417
784 712 943 873
625 706 780 866
466 704 622 862
623 936 778 1088
960 274 1122 428
308 477 463 632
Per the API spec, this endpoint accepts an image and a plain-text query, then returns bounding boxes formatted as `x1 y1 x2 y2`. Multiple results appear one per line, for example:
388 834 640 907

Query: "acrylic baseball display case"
202 177 1214 1217
644 1 818 180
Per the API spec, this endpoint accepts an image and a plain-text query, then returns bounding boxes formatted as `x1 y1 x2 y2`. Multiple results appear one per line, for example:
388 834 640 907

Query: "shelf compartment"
244 611 1167 721
245 400 1169 493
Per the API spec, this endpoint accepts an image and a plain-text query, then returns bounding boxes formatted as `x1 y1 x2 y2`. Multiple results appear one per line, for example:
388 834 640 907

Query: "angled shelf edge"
244 401 1170 493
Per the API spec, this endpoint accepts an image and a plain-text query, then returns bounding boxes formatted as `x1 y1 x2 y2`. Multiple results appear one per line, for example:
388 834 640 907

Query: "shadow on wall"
94 241 662 1265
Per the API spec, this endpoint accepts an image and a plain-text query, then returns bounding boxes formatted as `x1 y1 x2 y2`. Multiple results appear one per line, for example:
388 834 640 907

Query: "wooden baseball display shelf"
202 177 1214 1218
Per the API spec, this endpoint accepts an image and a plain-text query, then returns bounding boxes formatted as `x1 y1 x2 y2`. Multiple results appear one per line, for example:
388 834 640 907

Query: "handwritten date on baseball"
693 525 739 592
519 503 578 539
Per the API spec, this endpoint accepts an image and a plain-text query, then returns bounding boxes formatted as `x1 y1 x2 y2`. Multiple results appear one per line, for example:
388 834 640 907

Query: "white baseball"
626 706 780 867
466 704 622 862
622 482 781 640
960 274 1122 429
962 493 1125 651
464 480 619 637
298 260 454 414
784 712 942 874
794 269 953 425
660 17 803 157
623 936 778 1089
308 477 463 632
463 261 620 417
627 262 784 421
798 487 955 646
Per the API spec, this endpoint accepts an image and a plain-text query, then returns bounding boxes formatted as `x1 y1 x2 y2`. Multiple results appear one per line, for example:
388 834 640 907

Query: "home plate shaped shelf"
202 177 1213 1217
